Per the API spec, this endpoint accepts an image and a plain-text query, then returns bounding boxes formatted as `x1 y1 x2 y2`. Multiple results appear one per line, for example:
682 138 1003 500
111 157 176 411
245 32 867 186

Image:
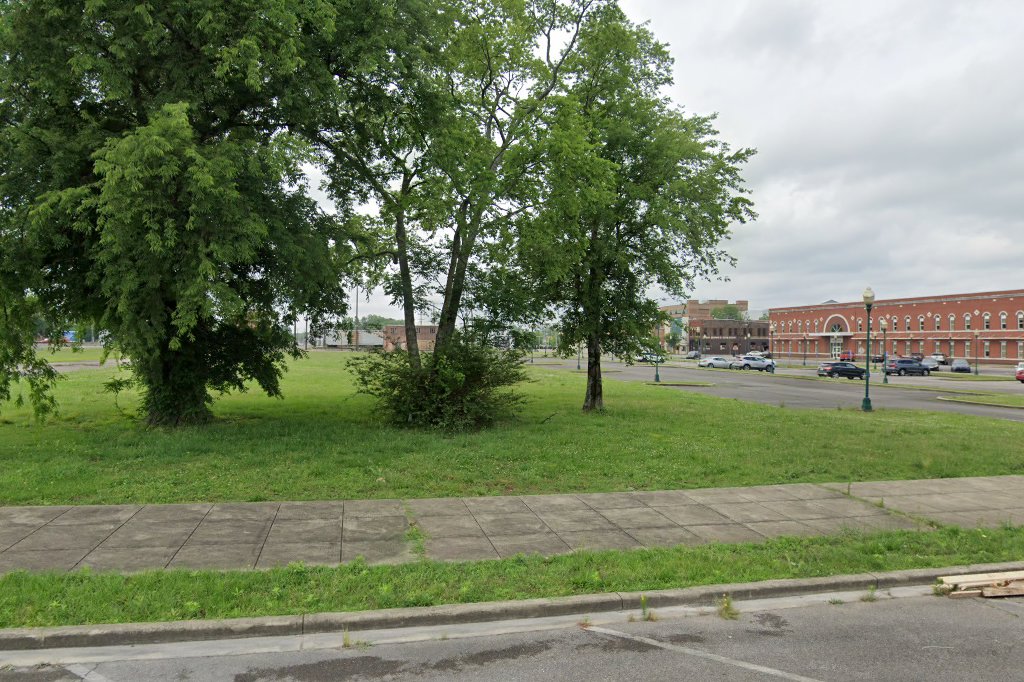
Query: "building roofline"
769 289 1024 314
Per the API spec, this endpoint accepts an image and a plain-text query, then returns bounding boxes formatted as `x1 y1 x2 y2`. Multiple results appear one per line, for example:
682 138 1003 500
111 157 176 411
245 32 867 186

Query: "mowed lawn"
1 352 1023 506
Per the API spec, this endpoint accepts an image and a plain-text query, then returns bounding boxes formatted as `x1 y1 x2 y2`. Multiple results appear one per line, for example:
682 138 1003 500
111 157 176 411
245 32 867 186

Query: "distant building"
769 289 1024 365
657 299 751 350
314 329 384 348
688 319 769 355
382 325 438 352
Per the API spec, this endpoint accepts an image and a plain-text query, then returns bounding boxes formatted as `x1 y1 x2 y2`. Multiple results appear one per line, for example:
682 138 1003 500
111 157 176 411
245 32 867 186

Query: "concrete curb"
4 560 1024 651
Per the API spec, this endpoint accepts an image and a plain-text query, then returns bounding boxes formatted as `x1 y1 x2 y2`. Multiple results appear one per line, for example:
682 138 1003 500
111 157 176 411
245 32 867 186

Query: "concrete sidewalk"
2 476 1023 574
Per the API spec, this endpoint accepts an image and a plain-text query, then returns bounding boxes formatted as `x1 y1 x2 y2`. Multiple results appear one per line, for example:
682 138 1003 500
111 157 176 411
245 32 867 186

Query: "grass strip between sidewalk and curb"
937 395 1024 409
2 525 1022 631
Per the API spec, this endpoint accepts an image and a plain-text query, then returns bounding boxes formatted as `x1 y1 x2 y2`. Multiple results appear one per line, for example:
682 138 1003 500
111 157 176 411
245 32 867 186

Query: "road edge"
3 560 1023 651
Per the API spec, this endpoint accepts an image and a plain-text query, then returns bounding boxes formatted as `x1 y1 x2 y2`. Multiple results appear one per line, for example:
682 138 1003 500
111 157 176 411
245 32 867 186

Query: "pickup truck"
729 355 776 372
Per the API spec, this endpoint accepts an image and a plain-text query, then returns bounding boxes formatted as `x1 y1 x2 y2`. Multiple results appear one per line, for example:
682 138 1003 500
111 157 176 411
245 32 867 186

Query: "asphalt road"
533 358 1024 423
5 588 1023 681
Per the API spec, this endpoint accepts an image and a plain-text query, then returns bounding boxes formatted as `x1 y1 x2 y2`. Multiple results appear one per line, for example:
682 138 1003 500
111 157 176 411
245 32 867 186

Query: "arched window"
999 312 1007 330
983 313 991 330
949 314 956 332
934 315 941 331
830 323 843 333
964 313 971 330
892 316 900 332
918 316 925 331
905 316 911 331
1018 312 1024 330
857 318 863 332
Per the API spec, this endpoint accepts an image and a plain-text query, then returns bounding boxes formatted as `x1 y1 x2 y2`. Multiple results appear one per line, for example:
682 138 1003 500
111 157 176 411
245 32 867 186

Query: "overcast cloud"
346 0 1024 318
630 0 1024 311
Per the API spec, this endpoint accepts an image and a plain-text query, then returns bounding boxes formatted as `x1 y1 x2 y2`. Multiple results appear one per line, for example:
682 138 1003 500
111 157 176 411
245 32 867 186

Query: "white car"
698 356 731 369
729 355 776 371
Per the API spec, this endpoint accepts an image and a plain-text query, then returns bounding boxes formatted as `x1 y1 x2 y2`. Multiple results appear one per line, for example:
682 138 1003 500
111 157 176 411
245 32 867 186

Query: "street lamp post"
769 322 776 358
862 287 874 412
879 317 888 384
576 344 581 371
974 332 980 375
802 335 807 366
654 357 661 383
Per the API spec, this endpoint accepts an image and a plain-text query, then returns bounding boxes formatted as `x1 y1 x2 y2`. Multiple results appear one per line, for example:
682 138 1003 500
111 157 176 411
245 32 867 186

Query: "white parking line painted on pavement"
587 625 825 682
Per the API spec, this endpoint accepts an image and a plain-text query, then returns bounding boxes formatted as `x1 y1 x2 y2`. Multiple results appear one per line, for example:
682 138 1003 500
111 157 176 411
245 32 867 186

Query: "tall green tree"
520 6 755 410
0 1 356 425
711 304 747 320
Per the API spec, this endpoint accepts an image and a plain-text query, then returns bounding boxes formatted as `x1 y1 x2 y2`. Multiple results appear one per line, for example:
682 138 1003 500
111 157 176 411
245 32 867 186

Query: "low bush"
349 333 528 431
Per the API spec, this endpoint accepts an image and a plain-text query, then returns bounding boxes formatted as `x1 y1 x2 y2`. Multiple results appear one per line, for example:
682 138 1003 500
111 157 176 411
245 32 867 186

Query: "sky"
338 0 1024 319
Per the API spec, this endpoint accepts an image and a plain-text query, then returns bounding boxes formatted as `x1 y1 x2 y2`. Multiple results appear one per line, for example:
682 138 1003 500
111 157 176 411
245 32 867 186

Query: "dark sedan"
817 361 866 379
951 359 971 373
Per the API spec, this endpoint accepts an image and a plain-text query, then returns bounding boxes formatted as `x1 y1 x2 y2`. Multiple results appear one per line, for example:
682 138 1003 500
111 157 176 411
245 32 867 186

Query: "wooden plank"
981 585 1024 598
938 570 1024 586
948 589 982 599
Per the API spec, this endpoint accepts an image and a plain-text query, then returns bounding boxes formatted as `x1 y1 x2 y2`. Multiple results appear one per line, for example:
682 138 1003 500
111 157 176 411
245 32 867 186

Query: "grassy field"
943 394 1024 408
32 345 124 365
2 526 1022 628
2 352 1023 506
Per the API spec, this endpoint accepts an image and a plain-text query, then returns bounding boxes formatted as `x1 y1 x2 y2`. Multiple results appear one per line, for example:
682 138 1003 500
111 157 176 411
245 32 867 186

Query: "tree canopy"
0 0 755 427
0 0 359 424
711 305 749 321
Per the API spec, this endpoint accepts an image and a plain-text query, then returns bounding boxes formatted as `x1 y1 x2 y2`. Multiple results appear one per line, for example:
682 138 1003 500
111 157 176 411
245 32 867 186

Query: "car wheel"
742 365 750 370
846 375 855 380
923 369 930 376
898 369 906 376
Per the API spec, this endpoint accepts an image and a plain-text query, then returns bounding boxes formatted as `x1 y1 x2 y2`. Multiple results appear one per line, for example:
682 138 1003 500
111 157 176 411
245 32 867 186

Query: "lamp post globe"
861 287 874 412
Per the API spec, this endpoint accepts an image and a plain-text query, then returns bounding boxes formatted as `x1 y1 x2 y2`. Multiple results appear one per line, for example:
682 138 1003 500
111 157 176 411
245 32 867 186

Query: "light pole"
974 331 980 375
862 287 874 412
769 322 776 358
879 317 888 384
576 344 581 370
654 356 661 383
802 335 807 366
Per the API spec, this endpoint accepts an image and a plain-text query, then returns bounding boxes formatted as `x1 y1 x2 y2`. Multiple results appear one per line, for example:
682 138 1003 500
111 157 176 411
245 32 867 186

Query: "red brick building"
769 289 1024 365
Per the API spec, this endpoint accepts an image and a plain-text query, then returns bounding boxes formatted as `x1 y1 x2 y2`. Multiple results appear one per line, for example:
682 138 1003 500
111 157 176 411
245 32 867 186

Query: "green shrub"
350 334 528 431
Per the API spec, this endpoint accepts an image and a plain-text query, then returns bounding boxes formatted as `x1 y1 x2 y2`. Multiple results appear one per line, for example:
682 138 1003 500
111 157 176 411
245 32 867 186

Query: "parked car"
910 353 924 361
929 353 948 365
838 350 855 361
729 355 775 371
920 357 940 372
1016 362 1024 383
684 350 701 360
871 353 885 363
698 356 731 369
950 359 971 373
817 361 866 379
637 352 666 363
884 358 930 376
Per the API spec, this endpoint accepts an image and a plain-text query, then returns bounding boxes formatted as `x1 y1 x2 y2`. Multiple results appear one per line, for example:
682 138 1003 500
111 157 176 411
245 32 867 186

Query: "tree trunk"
582 332 603 411
435 203 483 352
140 337 212 427
393 179 421 370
